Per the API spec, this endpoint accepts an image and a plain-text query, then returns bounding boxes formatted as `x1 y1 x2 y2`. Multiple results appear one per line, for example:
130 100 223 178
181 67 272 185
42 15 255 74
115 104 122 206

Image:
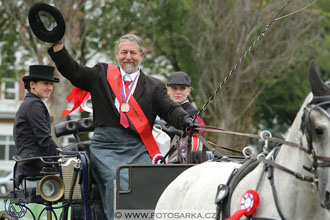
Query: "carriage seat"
55 117 94 158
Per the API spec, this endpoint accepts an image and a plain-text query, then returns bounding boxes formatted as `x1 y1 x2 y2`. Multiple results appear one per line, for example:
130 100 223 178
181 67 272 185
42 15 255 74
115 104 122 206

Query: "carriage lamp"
38 175 65 202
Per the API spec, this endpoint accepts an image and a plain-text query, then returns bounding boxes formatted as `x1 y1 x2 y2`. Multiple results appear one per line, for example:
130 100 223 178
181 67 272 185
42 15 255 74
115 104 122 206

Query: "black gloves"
183 115 196 132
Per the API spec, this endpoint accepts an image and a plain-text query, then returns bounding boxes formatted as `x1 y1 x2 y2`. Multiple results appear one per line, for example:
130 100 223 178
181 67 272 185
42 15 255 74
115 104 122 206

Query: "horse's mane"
285 93 312 142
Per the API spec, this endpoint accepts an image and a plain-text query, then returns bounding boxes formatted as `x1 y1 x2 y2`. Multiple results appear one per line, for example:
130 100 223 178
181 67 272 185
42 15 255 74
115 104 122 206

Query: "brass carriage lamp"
38 175 65 202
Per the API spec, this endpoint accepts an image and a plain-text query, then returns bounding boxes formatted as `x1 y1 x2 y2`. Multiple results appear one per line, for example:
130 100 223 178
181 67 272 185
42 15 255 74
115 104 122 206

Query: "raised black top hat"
23 65 60 83
167 71 191 87
28 3 65 43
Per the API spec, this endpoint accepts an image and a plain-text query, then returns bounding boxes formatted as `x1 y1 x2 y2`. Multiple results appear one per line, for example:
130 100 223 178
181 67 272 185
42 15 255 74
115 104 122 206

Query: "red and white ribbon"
152 154 166 164
226 190 260 220
80 92 93 113
121 73 139 104
62 87 91 116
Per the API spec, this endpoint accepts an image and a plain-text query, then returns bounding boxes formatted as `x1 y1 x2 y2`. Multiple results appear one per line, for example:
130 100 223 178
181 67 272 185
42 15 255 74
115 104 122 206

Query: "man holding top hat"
49 33 196 220
27 4 195 219
13 65 60 187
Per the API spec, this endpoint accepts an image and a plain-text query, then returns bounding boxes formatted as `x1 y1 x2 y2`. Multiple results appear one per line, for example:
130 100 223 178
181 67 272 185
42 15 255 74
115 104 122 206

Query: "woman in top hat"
13 65 60 187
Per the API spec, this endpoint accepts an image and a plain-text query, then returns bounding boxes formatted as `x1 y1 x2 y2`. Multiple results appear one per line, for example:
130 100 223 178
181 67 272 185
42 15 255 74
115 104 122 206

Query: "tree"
186 0 323 152
256 0 330 139
0 0 327 153
0 0 194 144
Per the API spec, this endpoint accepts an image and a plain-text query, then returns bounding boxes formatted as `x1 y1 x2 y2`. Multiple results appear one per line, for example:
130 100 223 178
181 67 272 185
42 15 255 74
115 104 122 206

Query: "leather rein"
195 118 330 184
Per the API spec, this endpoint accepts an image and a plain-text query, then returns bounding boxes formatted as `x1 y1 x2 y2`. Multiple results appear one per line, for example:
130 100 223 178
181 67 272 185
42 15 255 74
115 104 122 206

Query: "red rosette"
226 190 260 220
152 154 166 164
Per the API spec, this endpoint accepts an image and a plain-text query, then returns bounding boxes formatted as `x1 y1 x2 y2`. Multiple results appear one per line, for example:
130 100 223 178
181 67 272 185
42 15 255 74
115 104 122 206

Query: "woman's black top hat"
28 3 65 43
23 65 60 83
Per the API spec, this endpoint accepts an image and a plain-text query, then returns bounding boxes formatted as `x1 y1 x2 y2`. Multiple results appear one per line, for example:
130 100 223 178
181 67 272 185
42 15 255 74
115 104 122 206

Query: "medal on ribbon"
119 73 139 128
121 73 139 112
121 103 130 112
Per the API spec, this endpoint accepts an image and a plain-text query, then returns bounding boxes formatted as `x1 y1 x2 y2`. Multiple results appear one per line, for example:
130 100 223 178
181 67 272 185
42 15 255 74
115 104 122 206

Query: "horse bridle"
252 99 330 187
196 125 319 184
196 98 330 175
302 99 330 172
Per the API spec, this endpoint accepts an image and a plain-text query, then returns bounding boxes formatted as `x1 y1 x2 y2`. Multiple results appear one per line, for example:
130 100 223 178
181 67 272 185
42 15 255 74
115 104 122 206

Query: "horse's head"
301 61 330 210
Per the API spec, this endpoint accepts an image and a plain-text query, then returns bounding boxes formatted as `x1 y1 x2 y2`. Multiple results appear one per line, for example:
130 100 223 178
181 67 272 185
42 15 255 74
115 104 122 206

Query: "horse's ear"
308 60 330 96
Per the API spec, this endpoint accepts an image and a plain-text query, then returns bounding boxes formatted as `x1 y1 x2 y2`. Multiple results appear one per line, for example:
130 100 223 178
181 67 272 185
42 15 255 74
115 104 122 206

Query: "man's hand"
183 115 196 132
53 40 64 52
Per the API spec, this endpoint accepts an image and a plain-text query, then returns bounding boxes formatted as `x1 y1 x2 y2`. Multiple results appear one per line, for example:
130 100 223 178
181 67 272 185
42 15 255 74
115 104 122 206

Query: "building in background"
0 76 22 171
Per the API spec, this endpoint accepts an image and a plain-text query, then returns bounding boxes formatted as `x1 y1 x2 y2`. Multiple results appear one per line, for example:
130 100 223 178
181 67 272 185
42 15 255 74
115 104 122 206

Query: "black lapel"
133 70 147 100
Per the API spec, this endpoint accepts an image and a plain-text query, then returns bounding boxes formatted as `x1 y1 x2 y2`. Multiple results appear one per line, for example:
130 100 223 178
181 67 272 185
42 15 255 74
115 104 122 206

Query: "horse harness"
211 147 285 220
193 98 330 220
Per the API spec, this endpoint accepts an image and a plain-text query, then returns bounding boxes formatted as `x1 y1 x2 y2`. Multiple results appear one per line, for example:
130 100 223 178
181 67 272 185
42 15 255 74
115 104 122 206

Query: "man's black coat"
48 47 188 133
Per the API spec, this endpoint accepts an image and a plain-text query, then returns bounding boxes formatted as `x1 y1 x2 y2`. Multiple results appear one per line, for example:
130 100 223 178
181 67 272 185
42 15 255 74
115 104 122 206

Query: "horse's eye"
315 126 324 135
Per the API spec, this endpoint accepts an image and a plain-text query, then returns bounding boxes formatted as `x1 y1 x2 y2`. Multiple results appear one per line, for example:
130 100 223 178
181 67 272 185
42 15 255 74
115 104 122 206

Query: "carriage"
0 116 214 220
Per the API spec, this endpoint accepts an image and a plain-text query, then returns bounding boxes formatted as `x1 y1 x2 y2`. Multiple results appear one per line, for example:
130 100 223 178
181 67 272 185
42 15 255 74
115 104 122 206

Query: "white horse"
155 61 330 220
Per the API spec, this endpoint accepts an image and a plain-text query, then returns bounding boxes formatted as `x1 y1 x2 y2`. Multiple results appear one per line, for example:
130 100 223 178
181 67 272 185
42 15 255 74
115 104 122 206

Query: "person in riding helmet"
166 71 205 151
167 71 200 116
13 65 60 188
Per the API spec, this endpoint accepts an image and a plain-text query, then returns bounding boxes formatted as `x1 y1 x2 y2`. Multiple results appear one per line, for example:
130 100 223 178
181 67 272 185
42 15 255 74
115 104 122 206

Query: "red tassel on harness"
226 190 260 220
62 87 90 116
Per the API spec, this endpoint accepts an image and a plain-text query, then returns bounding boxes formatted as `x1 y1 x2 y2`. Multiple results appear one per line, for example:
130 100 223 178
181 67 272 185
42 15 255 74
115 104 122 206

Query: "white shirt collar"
120 67 140 81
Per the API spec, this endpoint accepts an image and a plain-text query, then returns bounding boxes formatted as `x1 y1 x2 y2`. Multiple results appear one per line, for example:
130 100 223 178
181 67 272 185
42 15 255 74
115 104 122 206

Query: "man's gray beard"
122 63 139 74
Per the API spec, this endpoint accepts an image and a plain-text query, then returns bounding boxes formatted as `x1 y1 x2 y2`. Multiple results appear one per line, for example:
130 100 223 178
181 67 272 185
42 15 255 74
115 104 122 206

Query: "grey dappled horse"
155 62 330 220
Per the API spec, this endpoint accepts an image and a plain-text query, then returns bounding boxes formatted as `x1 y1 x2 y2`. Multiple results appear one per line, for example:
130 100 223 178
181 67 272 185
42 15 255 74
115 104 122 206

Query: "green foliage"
0 4 19 82
255 0 330 137
255 62 310 134
0 37 19 80
313 0 330 79
79 0 198 94
0 0 38 82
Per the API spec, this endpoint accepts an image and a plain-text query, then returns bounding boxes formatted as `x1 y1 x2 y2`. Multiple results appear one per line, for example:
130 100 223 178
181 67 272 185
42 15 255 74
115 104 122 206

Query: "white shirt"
114 68 140 112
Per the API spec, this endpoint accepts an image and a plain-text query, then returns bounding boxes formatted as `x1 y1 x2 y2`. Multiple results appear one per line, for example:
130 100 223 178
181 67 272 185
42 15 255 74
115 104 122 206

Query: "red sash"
106 64 162 161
